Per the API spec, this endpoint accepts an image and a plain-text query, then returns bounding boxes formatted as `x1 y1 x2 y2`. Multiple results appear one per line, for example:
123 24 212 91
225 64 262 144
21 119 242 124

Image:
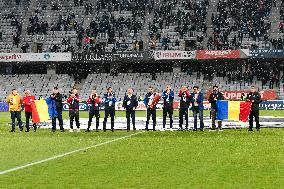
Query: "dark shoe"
60 129 65 132
25 130 30 132
248 129 253 132
193 129 197 131
111 129 114 132
19 127 23 132
127 130 129 132
200 129 204 131
256 129 260 132
10 129 15 132
95 129 99 132
85 129 90 132
51 129 56 132
133 128 136 131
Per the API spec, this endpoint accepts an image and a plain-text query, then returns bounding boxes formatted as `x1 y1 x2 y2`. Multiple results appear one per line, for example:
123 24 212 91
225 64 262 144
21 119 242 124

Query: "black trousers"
146 108 156 130
126 109 135 130
52 110 64 131
25 112 36 130
88 110 100 130
69 110 80 129
192 106 204 130
10 111 22 130
211 108 222 129
179 108 188 129
163 107 173 128
103 107 115 131
249 109 260 130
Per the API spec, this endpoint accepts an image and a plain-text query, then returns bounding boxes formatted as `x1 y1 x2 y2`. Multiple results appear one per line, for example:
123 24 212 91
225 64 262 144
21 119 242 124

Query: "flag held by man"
217 100 252 122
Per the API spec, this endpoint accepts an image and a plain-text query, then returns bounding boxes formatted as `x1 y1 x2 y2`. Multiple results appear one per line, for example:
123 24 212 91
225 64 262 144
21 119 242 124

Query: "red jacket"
87 94 101 110
67 95 80 110
22 95 35 112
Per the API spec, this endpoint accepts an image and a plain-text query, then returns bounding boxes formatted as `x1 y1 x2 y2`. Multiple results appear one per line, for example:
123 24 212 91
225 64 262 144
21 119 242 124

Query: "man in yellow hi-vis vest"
6 89 23 132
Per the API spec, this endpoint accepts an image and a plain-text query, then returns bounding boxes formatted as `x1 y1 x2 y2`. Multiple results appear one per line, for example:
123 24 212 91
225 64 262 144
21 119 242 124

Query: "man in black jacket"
247 86 262 131
51 87 64 132
208 85 224 131
123 88 138 131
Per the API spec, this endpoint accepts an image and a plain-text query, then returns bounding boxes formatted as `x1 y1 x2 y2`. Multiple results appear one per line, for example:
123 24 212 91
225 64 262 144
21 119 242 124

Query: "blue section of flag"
0 102 9 112
216 101 228 120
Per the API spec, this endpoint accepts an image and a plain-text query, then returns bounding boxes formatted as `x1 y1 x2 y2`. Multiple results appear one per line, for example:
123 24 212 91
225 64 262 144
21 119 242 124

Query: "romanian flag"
31 100 50 123
216 101 252 122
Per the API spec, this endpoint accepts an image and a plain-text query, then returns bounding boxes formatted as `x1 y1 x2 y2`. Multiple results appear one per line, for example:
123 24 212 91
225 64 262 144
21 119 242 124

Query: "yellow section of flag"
34 100 49 122
228 101 241 121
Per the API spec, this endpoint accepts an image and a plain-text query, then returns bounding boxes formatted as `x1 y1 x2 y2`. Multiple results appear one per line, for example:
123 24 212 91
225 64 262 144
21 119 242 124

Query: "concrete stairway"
204 0 219 49
269 0 282 39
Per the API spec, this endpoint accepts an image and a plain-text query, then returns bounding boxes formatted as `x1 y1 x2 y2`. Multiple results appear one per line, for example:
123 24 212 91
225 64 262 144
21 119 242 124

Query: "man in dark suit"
191 86 204 131
123 88 138 131
208 85 224 131
103 87 116 132
162 85 174 129
247 86 262 131
144 86 158 131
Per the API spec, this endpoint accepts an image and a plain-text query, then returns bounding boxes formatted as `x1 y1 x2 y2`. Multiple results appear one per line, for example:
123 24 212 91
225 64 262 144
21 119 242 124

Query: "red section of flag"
239 101 252 122
31 102 40 123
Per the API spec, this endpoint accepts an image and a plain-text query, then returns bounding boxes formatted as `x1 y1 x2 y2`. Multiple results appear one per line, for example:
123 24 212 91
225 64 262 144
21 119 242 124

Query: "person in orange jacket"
22 89 37 132
6 89 23 132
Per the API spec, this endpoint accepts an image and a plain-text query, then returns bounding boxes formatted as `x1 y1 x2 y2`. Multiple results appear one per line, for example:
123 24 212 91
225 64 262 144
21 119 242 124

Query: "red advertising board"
205 90 278 100
196 50 241 59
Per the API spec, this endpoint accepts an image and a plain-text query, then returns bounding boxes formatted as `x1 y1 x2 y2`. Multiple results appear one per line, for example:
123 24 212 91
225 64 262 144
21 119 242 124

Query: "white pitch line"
0 131 145 175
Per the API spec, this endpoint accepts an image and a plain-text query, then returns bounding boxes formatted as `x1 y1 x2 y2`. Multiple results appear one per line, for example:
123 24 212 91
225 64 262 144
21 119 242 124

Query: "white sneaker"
69 129 73 132
76 128 80 132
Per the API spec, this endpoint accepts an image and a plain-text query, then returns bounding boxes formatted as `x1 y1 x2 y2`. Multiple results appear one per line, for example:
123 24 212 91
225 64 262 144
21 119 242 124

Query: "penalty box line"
0 131 145 175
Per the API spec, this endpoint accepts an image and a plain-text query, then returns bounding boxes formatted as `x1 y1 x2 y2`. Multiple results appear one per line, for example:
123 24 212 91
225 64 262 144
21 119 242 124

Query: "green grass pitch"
0 111 283 188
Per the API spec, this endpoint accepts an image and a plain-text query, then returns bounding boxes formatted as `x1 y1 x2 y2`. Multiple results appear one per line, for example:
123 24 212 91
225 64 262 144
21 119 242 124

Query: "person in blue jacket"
103 87 116 132
162 85 174 129
190 86 204 131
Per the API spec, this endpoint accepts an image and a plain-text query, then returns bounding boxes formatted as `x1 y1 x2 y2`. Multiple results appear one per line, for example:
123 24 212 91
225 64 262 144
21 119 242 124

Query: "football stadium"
0 0 283 188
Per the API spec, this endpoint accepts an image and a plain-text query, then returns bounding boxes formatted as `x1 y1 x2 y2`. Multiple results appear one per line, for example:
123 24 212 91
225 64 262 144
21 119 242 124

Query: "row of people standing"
6 85 261 132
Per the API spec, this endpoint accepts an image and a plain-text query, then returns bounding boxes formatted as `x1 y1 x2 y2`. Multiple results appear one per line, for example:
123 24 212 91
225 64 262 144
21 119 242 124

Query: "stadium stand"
0 74 75 100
